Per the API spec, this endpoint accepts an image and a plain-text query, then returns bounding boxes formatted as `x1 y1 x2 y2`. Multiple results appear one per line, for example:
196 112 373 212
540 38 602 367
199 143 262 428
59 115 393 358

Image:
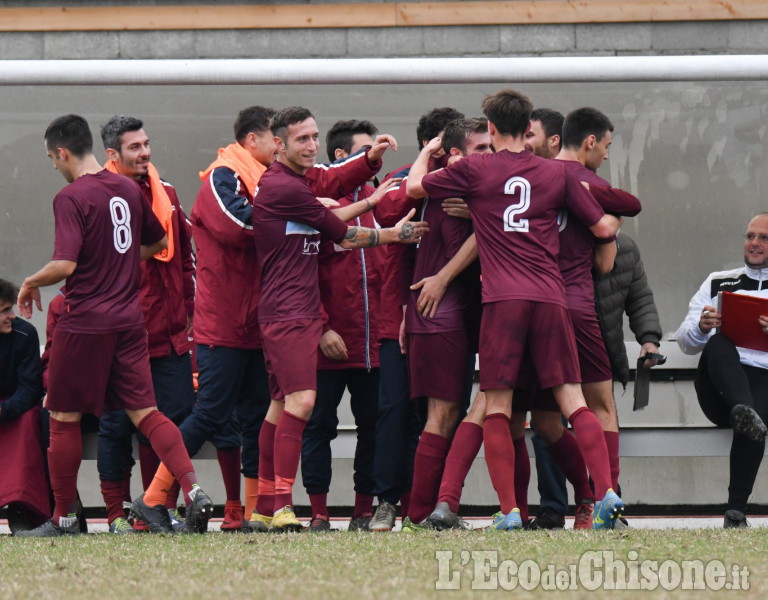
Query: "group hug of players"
12 86 640 537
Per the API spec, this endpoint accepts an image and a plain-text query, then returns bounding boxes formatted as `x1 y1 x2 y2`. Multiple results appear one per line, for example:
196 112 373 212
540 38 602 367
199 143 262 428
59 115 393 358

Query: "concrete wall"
1 20 767 60
1 1 767 59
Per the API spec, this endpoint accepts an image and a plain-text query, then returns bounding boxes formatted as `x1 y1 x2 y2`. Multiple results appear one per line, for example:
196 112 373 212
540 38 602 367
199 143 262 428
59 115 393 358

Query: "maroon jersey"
253 162 349 324
558 160 641 311
406 197 474 333
51 170 165 334
422 150 604 307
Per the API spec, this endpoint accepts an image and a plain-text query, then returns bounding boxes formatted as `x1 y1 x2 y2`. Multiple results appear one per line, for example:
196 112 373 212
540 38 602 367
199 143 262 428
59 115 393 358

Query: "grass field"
1 527 766 599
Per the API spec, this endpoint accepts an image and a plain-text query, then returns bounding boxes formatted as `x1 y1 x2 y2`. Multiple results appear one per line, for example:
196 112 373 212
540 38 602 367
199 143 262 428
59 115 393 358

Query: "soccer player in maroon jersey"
524 108 564 159
368 107 465 533
252 106 427 531
407 89 624 530
16 114 213 536
400 117 491 531
520 107 642 527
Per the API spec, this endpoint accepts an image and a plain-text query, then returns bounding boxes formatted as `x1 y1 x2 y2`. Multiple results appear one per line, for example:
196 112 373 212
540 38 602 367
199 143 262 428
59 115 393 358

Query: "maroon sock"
408 432 450 523
604 431 620 492
438 422 483 512
513 437 530 522
101 479 127 525
568 407 612 499
165 481 181 510
216 447 242 503
483 413 517 514
400 492 411 520
255 420 276 516
273 410 307 511
550 428 593 500
353 493 374 519
309 493 328 519
136 410 197 502
138 443 160 491
48 418 82 524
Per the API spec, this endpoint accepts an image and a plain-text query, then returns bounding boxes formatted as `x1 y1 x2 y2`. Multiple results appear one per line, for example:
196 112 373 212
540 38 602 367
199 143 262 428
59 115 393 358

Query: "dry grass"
1 527 766 599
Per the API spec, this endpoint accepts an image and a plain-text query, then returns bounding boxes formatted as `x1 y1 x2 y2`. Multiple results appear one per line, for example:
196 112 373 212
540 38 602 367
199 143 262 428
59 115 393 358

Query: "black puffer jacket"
593 233 662 387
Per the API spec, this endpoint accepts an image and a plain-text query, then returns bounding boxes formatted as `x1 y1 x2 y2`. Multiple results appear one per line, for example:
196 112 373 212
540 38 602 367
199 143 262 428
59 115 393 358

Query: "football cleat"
270 506 303 533
592 490 623 530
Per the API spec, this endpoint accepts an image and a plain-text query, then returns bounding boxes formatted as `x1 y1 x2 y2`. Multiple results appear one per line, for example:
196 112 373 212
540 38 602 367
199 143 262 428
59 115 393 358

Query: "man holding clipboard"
676 213 768 529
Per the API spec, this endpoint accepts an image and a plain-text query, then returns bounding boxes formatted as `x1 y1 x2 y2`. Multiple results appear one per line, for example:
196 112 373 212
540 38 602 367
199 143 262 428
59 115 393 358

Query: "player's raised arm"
406 137 443 200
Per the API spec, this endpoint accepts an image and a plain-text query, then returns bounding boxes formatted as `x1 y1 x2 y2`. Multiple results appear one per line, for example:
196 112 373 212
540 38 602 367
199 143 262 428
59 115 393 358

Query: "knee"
286 391 315 420
531 413 563 444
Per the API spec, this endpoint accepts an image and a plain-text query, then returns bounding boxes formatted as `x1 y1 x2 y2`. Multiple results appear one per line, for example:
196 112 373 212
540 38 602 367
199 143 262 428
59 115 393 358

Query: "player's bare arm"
140 235 169 261
330 178 402 223
589 214 622 241
366 134 398 162
592 239 618 274
18 260 77 317
411 233 478 318
339 208 428 250
406 137 443 199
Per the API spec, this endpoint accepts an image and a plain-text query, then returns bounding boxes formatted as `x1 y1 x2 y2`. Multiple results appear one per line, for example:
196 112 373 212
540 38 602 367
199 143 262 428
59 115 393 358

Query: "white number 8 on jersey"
109 196 132 253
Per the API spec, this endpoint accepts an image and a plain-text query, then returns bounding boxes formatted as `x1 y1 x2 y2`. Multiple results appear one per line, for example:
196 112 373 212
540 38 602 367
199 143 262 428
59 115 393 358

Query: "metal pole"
1 55 767 85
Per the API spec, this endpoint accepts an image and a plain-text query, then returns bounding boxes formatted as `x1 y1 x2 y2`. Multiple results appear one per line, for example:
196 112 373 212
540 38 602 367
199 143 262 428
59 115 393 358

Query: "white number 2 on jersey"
503 176 531 232
109 196 132 254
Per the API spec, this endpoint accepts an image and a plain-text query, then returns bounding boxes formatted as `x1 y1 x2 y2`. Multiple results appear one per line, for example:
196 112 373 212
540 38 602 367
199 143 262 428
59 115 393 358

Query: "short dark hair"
100 114 143 153
441 117 488 155
416 107 465 147
530 108 564 140
481 89 533 137
234 106 276 143
561 107 614 150
271 106 314 141
44 114 94 158
325 119 378 162
0 278 18 305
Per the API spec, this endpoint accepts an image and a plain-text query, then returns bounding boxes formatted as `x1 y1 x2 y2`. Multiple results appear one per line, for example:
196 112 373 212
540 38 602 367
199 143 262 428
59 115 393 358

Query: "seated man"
0 278 49 533
676 213 768 528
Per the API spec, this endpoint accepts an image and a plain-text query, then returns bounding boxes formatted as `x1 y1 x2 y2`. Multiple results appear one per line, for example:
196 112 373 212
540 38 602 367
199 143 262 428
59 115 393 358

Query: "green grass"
1 528 766 599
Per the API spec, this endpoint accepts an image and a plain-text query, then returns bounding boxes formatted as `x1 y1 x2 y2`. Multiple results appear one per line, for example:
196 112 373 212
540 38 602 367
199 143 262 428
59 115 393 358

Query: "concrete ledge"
75 425 759 509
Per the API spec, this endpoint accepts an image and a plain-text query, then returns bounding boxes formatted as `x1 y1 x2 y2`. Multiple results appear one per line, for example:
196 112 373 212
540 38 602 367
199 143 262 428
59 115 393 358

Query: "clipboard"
717 291 768 352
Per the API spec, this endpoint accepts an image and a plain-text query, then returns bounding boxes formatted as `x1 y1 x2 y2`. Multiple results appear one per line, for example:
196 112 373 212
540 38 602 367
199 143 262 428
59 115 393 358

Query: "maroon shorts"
570 308 612 384
479 300 580 391
261 318 322 400
408 330 470 403
46 327 156 416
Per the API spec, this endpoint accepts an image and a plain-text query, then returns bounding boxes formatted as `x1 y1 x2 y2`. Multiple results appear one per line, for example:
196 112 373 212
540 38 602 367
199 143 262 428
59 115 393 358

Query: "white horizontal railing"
1 55 768 85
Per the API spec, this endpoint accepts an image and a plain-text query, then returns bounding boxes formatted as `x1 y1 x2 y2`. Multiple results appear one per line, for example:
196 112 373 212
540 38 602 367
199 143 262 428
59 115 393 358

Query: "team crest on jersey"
303 239 321 255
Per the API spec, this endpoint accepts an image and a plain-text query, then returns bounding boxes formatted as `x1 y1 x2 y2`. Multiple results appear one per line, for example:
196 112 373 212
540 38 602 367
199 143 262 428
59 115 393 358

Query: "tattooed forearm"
343 226 381 248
